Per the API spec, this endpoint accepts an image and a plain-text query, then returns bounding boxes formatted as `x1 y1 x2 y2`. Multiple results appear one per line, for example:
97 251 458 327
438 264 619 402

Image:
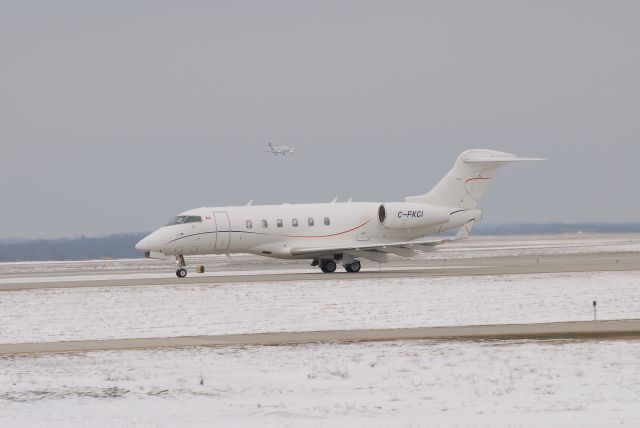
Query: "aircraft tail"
405 149 544 209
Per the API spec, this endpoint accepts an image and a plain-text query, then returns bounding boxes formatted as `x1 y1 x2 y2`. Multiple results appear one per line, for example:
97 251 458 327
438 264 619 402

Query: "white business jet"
265 142 296 156
136 149 543 277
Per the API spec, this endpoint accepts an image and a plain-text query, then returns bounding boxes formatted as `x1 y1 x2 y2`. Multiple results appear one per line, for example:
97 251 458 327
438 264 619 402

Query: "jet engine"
378 203 450 229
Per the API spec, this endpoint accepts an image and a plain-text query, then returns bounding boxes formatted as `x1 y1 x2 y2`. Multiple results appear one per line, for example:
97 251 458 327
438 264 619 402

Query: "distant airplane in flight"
265 142 296 156
136 149 544 277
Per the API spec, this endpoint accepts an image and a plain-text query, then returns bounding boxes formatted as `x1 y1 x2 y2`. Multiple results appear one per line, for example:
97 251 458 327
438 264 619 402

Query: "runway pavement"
0 251 638 291
2 320 639 355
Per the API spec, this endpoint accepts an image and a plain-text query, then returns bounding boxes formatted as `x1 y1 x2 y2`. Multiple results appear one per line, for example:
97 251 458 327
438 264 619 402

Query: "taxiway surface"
2 319 639 355
0 251 638 291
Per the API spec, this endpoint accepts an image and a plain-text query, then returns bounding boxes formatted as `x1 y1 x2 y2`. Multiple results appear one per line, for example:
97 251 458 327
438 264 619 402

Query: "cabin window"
292 218 298 227
308 217 315 226
261 219 268 228
276 219 283 228
324 217 330 226
246 220 252 229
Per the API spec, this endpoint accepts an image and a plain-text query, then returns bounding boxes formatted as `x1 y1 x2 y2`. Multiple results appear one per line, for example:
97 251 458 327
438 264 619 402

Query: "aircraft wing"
289 223 473 259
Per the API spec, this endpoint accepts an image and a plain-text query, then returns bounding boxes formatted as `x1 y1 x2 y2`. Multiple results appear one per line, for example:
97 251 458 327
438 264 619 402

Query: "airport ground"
0 246 640 291
0 234 639 354
2 234 640 426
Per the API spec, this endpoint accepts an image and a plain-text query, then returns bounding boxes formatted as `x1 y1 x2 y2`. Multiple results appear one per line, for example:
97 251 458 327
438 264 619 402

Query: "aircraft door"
206 213 217 251
214 212 231 251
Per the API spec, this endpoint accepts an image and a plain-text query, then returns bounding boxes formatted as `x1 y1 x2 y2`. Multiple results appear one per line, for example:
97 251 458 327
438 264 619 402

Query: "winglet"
453 221 475 241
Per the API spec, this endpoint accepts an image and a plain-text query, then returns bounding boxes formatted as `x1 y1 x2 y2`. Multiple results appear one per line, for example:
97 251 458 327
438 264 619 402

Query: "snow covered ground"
435 237 640 259
2 339 640 427
1 234 639 426
1 271 639 344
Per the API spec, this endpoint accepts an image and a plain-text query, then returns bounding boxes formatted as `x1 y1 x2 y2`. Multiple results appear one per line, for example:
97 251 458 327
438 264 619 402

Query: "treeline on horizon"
1 223 639 262
0 233 148 262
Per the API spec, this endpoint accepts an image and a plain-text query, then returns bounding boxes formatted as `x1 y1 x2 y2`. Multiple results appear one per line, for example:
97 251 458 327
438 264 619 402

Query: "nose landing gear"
174 255 206 277
176 255 187 278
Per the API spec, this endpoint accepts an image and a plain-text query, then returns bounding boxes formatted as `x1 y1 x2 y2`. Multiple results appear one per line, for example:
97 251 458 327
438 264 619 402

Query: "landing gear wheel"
320 260 337 273
345 261 361 273
176 268 187 278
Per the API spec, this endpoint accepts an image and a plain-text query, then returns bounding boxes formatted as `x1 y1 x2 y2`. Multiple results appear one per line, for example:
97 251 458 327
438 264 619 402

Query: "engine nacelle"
378 203 450 229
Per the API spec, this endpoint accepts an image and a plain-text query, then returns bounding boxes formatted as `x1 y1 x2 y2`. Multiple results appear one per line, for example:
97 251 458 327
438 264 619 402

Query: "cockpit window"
164 215 202 226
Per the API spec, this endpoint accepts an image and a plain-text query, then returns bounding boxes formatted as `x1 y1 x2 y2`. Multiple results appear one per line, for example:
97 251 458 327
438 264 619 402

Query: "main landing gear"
344 260 361 273
314 259 361 273
319 260 337 273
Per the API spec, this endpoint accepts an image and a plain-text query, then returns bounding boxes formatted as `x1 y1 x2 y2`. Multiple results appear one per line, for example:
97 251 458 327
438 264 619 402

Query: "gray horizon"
1 1 638 239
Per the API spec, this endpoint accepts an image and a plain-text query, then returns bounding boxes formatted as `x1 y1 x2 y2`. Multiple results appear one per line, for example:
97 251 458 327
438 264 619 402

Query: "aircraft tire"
320 260 337 273
176 268 187 278
349 261 361 273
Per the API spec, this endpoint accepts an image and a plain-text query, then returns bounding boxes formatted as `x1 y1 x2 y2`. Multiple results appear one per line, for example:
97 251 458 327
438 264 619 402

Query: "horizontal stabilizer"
464 156 546 163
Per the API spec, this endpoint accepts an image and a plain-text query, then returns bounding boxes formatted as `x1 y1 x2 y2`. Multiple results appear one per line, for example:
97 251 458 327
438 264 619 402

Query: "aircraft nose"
135 229 167 253
135 231 159 252
135 237 151 251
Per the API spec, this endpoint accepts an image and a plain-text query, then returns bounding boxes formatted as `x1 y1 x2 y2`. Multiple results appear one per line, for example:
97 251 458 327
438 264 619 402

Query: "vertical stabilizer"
406 149 543 209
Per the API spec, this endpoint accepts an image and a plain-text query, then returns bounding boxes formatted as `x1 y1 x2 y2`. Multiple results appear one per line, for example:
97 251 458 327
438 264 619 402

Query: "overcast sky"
1 1 638 239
